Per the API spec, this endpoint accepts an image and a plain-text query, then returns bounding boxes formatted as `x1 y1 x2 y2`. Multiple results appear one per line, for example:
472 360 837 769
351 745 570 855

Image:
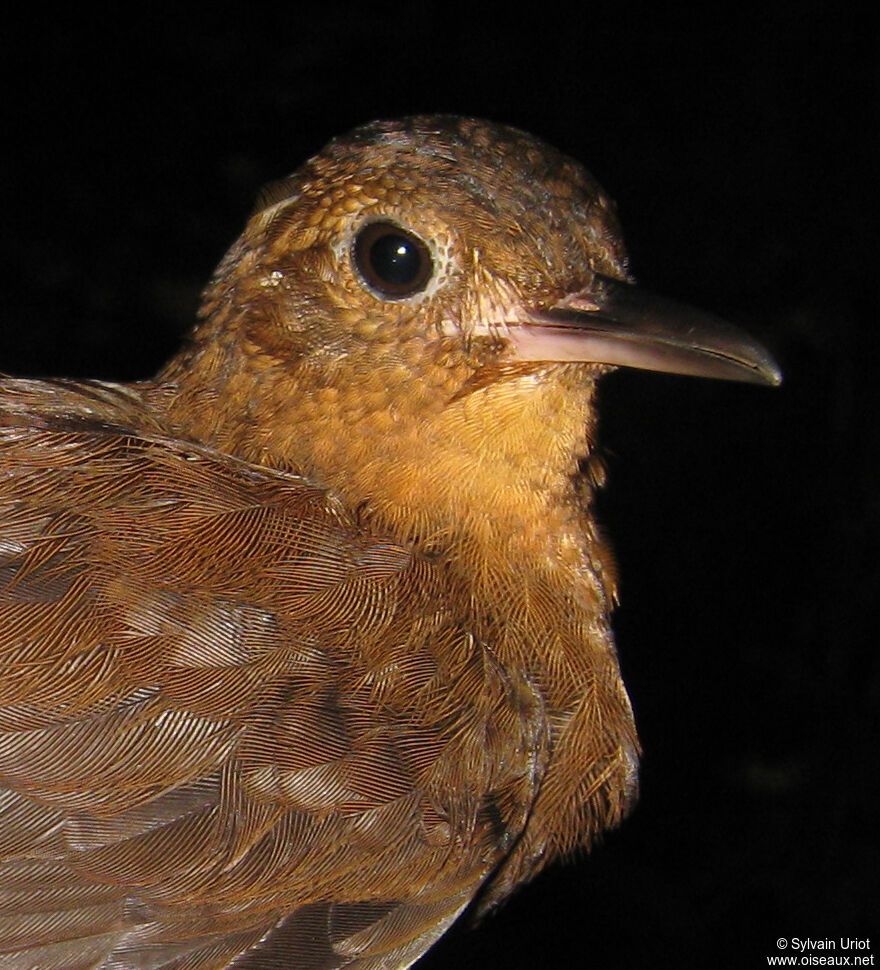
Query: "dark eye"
352 221 433 298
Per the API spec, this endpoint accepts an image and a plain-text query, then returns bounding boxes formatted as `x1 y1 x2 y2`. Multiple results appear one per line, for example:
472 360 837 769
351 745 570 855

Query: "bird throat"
151 349 607 596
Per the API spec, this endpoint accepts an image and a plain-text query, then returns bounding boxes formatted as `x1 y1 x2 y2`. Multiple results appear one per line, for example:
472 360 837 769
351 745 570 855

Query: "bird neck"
148 347 608 591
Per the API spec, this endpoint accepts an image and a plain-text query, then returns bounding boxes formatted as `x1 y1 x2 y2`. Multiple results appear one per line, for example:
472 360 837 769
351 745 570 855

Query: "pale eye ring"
352 221 433 299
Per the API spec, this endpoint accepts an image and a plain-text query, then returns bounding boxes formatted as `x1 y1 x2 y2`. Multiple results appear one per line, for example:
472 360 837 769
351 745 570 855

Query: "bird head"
155 116 779 541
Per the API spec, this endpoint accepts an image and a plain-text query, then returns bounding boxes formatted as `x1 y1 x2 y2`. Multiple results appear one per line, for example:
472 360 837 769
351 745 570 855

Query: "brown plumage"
0 116 779 969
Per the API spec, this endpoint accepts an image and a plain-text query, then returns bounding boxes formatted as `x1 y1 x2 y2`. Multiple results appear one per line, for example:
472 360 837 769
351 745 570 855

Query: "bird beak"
507 274 782 386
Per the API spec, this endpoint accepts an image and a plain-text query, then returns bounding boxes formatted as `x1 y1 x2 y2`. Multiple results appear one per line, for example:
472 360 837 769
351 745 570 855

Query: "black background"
2 5 876 968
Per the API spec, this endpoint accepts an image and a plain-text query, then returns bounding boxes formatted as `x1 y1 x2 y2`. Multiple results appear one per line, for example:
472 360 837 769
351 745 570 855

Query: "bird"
0 116 780 970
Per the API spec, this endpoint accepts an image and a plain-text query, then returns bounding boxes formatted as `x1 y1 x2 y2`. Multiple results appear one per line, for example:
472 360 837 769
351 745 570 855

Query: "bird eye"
352 221 433 299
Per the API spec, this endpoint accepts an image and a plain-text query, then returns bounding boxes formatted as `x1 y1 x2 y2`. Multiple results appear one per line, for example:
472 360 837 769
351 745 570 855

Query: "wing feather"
0 380 538 968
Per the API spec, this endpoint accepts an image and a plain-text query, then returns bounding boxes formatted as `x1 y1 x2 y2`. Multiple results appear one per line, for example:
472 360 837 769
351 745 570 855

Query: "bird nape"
0 116 779 969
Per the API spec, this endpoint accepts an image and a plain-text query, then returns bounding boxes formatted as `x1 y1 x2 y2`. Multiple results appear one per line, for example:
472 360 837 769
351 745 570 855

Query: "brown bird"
0 116 779 969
